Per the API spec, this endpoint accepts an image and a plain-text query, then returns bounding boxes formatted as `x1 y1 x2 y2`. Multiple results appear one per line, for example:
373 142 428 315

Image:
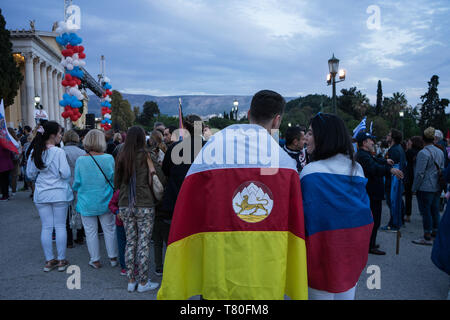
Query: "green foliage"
419 75 448 132
376 80 383 116
138 101 160 126
0 9 23 106
111 90 135 131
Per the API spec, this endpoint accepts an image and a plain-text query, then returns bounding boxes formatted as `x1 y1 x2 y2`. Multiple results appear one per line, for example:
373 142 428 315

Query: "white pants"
81 213 118 263
35 202 69 261
308 285 357 300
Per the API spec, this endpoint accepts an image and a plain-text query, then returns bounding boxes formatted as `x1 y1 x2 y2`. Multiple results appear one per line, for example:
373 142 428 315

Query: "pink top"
0 145 14 173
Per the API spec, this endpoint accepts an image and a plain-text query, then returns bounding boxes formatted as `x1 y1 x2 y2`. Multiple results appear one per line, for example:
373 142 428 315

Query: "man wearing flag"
157 90 308 300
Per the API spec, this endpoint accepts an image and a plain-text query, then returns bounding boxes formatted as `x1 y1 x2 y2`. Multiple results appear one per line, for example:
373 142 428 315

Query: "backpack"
425 148 446 191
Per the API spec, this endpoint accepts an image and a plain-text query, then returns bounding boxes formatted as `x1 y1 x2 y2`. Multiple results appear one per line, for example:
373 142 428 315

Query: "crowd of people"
0 89 448 299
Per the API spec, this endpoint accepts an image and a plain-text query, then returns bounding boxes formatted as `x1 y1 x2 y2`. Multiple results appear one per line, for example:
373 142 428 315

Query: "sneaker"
0 196 10 202
89 261 102 269
57 260 69 272
412 238 433 246
380 225 399 233
110 258 118 267
369 248 386 255
155 268 163 276
43 259 58 272
127 282 137 292
120 269 127 276
137 281 159 293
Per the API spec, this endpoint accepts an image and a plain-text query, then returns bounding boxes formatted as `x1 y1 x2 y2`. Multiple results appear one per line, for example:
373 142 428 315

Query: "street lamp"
399 111 404 137
327 54 346 114
34 95 41 106
233 99 239 120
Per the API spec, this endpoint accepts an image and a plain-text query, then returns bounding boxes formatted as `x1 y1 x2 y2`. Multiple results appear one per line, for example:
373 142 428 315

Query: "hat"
424 127 435 140
355 131 376 143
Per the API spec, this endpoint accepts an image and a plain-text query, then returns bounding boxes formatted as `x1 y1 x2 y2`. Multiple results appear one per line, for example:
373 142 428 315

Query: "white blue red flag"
300 154 373 293
0 100 20 154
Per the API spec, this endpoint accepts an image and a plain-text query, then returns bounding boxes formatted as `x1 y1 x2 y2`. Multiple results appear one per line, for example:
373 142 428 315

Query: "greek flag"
352 117 367 139
370 121 373 134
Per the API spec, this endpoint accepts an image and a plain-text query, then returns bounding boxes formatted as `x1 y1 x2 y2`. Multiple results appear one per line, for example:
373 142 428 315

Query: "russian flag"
158 124 308 300
300 154 373 293
0 100 20 154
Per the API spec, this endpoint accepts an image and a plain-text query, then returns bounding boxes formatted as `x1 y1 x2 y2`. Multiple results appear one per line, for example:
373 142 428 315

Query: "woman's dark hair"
115 126 146 187
411 136 424 150
31 121 61 170
182 114 203 136
309 113 355 168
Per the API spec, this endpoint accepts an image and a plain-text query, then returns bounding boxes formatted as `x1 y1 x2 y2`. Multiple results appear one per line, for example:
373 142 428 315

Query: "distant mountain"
87 94 296 117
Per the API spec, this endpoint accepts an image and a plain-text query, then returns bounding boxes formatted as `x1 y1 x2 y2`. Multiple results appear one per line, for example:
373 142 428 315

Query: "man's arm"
357 152 391 177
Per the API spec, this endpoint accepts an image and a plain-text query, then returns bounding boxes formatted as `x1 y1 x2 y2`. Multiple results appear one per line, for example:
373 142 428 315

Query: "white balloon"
104 113 111 119
103 77 111 83
79 60 86 67
66 57 73 64
72 53 79 60
72 60 80 67
105 97 112 102
66 64 74 70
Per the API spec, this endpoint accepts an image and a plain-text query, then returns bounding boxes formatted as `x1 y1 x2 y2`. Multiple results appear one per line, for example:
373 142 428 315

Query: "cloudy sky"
3 0 450 107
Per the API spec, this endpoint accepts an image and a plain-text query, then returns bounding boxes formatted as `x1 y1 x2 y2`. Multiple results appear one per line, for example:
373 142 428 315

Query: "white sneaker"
137 281 159 293
110 259 118 267
127 282 137 292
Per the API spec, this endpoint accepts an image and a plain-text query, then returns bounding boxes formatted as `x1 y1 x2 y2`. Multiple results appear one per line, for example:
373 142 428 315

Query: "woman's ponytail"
31 121 60 170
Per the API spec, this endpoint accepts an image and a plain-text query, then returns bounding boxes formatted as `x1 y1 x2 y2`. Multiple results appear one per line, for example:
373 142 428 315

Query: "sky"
3 0 450 107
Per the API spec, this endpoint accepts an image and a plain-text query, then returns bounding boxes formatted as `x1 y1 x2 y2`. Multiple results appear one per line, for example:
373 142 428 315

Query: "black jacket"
159 136 205 219
355 149 391 200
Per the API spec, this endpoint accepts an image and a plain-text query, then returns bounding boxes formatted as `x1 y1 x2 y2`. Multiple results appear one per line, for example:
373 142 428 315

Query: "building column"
40 61 49 120
47 66 54 121
24 52 35 128
57 73 65 126
52 70 60 124
19 65 27 128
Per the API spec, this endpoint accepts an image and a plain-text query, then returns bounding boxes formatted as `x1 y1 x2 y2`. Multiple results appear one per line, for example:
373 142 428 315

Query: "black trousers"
405 182 413 217
369 198 382 249
0 170 10 198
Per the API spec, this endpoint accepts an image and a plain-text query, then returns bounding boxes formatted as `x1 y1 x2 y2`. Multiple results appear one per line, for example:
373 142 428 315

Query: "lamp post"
399 111 404 137
233 99 239 121
327 54 346 114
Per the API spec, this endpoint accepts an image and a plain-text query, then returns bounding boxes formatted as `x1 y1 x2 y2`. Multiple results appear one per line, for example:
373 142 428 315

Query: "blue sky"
3 0 450 107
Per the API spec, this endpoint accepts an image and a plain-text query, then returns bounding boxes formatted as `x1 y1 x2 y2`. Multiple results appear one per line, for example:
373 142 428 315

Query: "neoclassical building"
5 24 97 129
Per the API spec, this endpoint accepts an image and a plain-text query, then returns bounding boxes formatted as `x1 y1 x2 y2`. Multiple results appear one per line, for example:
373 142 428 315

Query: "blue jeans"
116 225 126 270
416 191 441 235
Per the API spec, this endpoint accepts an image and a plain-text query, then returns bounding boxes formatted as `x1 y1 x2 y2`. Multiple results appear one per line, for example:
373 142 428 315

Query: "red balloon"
79 53 86 59
65 74 72 81
62 49 74 57
66 44 73 50
78 46 84 53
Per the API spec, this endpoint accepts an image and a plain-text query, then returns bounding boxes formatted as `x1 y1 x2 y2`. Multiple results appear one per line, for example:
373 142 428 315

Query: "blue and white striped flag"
369 121 373 134
352 117 367 139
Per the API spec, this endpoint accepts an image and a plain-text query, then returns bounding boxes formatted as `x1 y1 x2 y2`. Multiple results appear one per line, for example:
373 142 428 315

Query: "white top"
26 146 74 204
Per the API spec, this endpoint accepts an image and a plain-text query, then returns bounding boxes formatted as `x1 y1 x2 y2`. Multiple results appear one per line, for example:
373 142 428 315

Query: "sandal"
57 259 69 272
43 259 58 272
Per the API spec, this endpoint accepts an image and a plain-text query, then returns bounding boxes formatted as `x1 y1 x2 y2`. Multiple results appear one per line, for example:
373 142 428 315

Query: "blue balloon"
103 83 112 90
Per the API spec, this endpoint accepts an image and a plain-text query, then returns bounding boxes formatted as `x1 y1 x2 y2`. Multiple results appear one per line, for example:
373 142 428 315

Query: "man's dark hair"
24 125 32 133
411 136 424 150
249 90 285 124
309 113 355 167
391 129 403 144
285 126 304 146
166 125 177 134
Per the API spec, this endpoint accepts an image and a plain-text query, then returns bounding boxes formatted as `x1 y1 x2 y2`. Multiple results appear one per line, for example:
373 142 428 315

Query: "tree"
419 75 449 131
376 80 383 116
383 92 408 129
111 90 135 131
138 101 160 126
0 9 23 106
132 106 140 122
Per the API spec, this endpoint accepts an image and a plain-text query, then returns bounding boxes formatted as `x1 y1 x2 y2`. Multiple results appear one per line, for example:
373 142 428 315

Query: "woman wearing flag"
301 113 373 300
26 121 73 272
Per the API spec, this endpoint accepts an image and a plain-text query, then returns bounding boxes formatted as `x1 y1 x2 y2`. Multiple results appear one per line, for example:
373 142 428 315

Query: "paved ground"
0 181 449 300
